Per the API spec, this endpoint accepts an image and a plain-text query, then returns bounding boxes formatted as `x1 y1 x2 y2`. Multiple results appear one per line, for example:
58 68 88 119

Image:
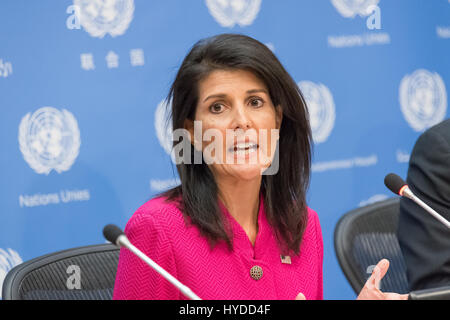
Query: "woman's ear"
275 105 283 129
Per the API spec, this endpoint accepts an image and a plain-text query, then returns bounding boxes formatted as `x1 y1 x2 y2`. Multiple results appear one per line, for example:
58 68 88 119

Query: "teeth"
234 149 256 155
230 143 258 153
236 143 257 149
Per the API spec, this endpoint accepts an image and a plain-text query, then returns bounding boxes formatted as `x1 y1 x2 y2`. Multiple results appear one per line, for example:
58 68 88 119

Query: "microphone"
384 173 450 229
408 285 450 300
103 224 202 300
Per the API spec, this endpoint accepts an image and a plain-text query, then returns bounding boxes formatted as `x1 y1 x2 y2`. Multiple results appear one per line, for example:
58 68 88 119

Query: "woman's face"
185 69 282 181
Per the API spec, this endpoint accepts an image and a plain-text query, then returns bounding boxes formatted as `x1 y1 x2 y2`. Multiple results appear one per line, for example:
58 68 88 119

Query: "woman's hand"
295 293 306 300
294 259 408 300
357 259 409 300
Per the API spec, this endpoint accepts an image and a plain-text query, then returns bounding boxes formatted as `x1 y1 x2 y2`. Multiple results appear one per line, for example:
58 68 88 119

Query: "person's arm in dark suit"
397 119 450 291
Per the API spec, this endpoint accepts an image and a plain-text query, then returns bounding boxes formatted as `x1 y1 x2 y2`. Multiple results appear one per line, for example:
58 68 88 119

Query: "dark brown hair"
161 33 312 255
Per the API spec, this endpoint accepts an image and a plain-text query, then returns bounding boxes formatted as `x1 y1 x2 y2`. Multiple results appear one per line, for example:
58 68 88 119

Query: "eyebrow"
202 89 268 103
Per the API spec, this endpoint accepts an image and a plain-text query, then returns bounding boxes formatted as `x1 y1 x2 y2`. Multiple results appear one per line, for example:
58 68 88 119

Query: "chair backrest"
2 243 119 300
334 197 409 295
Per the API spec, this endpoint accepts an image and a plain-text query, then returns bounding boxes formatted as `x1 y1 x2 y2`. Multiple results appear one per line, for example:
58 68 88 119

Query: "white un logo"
154 100 176 163
298 81 336 144
331 0 379 18
18 107 81 175
205 0 261 28
399 69 447 132
73 0 134 38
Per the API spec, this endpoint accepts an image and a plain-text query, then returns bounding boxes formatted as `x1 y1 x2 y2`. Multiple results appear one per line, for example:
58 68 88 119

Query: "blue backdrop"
1 0 449 300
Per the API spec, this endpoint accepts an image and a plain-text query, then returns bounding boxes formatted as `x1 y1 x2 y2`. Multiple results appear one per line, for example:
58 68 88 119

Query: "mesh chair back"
2 244 119 300
334 197 409 295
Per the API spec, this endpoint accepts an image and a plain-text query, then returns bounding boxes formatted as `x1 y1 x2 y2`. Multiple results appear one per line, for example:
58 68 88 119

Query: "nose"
232 105 252 130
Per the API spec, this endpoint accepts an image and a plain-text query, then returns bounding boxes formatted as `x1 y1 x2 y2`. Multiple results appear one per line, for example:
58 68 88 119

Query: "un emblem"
399 69 447 132
298 81 336 144
0 248 22 299
205 0 261 28
331 0 379 18
73 0 134 38
154 100 176 163
18 107 81 175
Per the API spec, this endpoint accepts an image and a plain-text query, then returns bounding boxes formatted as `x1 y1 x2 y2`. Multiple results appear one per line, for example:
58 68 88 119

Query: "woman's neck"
216 176 262 245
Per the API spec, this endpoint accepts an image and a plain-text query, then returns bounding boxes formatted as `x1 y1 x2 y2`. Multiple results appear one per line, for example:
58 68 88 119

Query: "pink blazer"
113 194 323 300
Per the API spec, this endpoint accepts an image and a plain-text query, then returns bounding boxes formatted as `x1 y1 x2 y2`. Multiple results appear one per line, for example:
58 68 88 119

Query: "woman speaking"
113 33 407 300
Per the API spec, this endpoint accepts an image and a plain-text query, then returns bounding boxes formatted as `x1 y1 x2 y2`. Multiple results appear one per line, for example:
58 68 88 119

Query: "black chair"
2 243 119 300
334 197 410 295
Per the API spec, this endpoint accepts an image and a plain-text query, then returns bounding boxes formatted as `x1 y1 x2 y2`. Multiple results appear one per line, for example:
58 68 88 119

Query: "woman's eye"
250 98 264 108
209 103 224 113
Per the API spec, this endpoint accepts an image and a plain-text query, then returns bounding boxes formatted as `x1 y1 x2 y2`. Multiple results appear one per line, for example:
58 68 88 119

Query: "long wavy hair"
160 33 312 255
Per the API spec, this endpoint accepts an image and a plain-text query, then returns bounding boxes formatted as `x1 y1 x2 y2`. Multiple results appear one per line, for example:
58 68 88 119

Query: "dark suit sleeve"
397 120 450 291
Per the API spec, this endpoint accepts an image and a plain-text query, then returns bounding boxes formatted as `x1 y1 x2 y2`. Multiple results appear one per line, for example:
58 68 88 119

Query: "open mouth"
228 142 259 155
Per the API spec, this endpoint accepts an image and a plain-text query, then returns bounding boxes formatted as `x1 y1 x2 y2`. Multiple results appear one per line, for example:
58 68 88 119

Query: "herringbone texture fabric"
113 194 323 300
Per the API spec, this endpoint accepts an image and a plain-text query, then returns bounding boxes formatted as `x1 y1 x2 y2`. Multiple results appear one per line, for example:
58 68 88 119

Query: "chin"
227 164 265 181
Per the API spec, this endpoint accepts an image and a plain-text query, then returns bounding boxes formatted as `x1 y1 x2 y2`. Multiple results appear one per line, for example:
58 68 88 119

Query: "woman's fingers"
383 292 409 300
365 259 389 290
358 259 390 300
357 259 409 300
373 259 389 289
295 292 306 300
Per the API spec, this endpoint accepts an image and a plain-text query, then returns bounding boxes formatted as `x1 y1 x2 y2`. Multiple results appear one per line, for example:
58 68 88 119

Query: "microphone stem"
117 235 202 300
403 189 450 229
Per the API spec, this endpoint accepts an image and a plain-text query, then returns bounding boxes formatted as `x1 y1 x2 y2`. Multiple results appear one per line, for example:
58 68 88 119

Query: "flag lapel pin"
280 255 291 264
